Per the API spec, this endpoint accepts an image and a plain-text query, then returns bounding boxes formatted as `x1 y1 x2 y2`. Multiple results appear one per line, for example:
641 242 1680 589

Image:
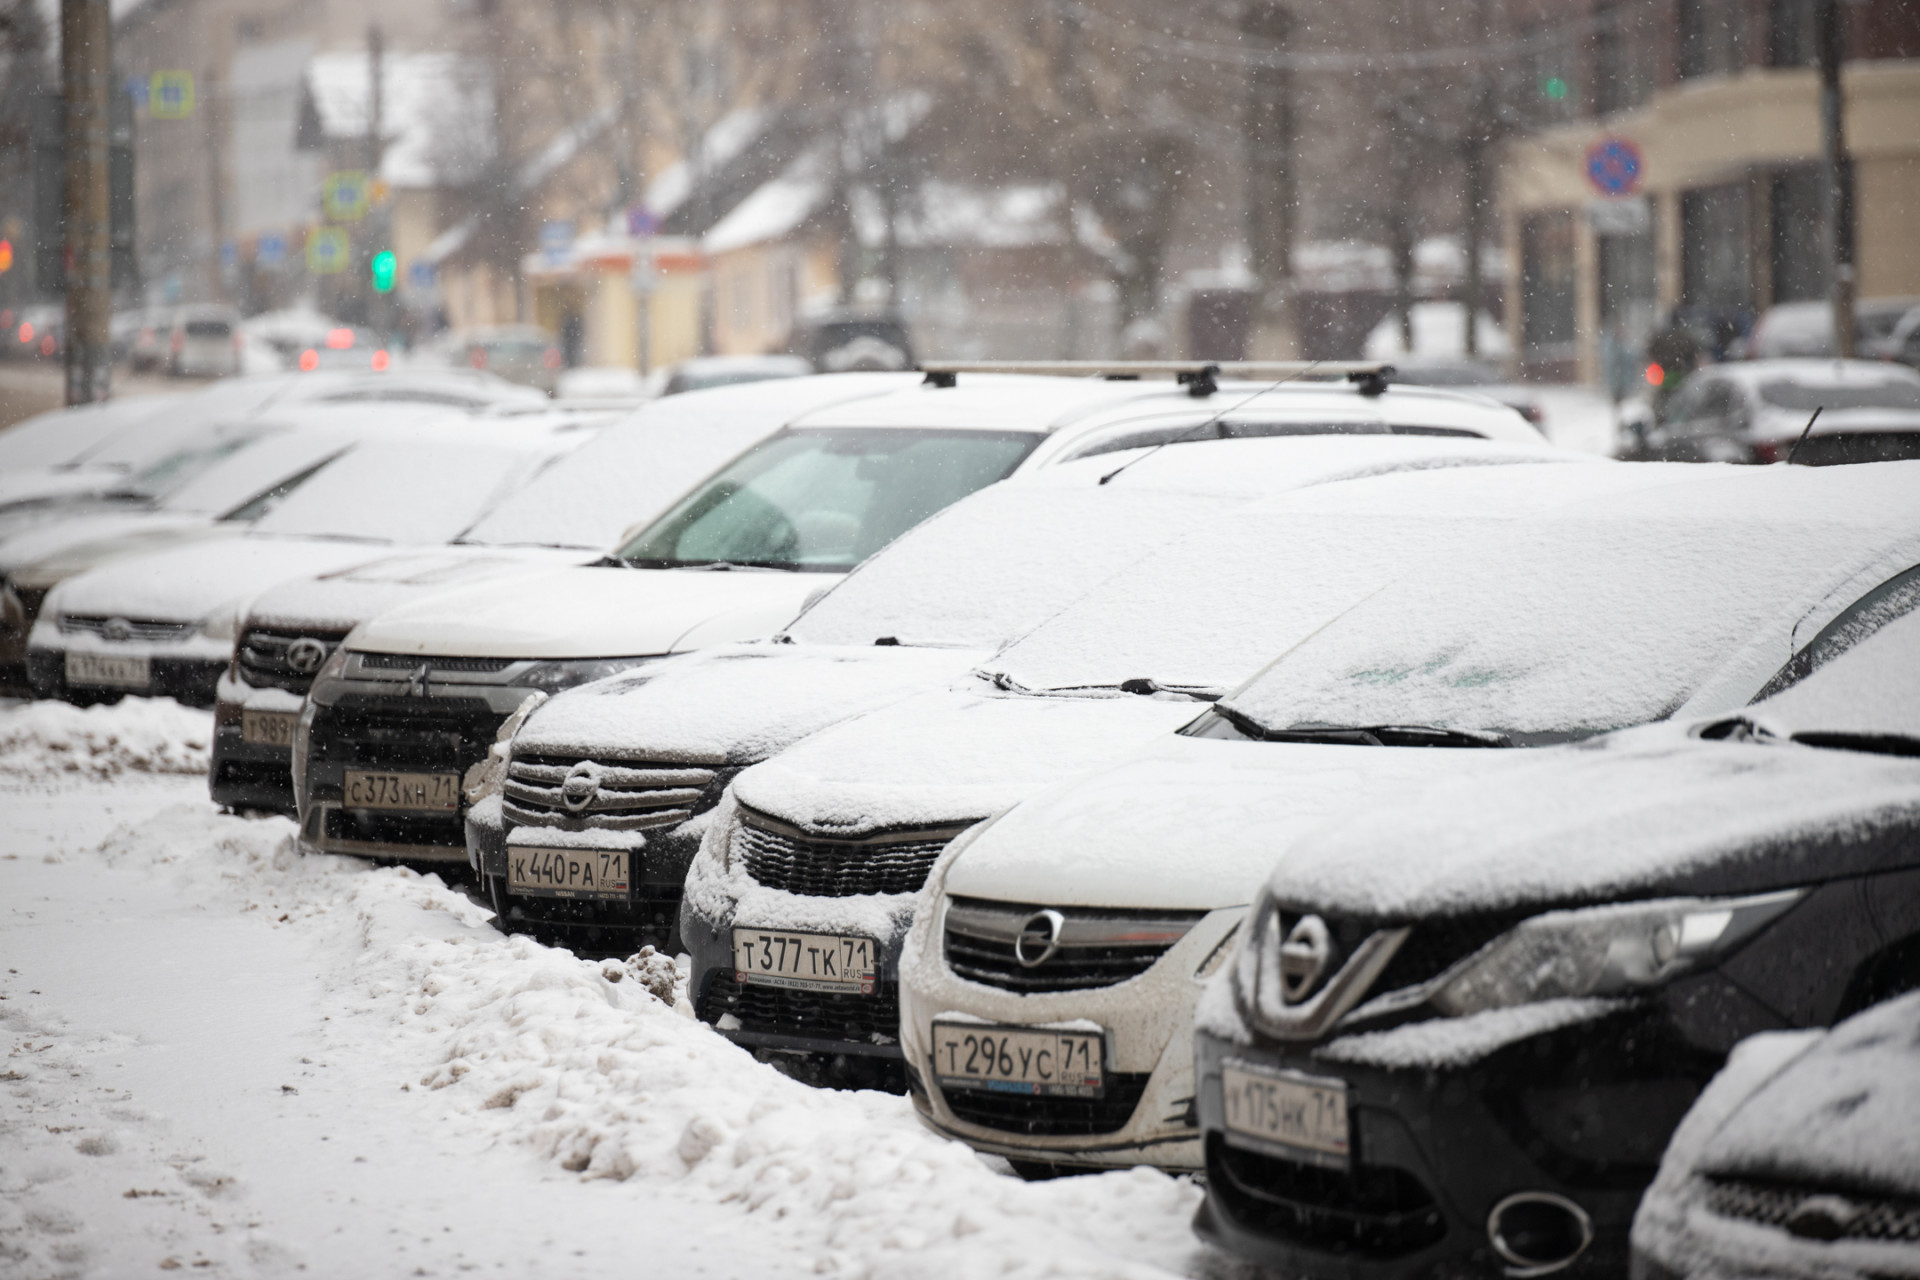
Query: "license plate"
65 651 149 688
931 1022 1104 1097
509 847 629 899
343 769 459 812
1221 1061 1350 1167
732 928 876 994
241 709 297 747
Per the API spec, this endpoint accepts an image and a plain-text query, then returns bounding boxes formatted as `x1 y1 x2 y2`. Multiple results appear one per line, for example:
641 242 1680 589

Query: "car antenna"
1784 406 1823 465
1098 361 1327 486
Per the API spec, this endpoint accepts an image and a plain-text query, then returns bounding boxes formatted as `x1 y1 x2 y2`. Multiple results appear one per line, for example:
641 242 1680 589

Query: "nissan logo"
285 638 330 675
102 616 133 642
560 761 602 813
1013 909 1066 968
1278 914 1335 1005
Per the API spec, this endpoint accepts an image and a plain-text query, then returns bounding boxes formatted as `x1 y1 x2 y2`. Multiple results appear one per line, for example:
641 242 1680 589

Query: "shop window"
1769 0 1819 66
1522 211 1578 349
1770 167 1828 302
1679 0 1746 77
1593 3 1652 115
1682 183 1753 308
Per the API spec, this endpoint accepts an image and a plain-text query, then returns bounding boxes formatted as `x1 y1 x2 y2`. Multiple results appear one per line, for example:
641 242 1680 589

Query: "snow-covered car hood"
4 515 234 589
514 642 988 764
40 535 400 625
944 731 1503 911
730 688 1201 835
244 546 587 634
0 509 214 576
0 466 131 512
1693 989 1920 1199
1250 722 1920 919
348 565 829 660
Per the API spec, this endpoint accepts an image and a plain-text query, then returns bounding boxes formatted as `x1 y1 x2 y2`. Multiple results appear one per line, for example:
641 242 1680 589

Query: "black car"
1192 604 1920 1279
1631 987 1920 1280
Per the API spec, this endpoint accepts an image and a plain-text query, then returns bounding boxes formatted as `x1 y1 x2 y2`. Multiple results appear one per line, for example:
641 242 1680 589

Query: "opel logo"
1013 909 1065 968
560 761 602 813
1278 914 1335 1005
285 638 329 675
102 616 133 642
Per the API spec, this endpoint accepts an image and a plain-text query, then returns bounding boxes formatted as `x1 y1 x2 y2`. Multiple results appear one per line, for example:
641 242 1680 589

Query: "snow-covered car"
478 429 1565 947
1745 297 1920 362
1632 987 1920 1280
902 459 1920 1184
0 412 428 693
209 375 910 815
1621 359 1920 465
299 367 1536 869
166 304 244 378
655 355 814 396
0 392 184 474
681 451 1673 1088
1180 485 1920 1277
26 421 584 707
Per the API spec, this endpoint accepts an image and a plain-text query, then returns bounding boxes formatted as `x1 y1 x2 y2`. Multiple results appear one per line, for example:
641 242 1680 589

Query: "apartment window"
1522 211 1578 349
1593 3 1651 115
1770 166 1829 302
1678 0 1746 77
1769 0 1818 66
1682 183 1754 308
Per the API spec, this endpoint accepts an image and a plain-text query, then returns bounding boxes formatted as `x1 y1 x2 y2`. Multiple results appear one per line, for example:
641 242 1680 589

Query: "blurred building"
1500 0 1920 383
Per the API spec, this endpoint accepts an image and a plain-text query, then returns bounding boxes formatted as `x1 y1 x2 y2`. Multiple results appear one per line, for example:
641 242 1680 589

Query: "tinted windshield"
1759 379 1920 412
614 427 1040 572
115 434 262 500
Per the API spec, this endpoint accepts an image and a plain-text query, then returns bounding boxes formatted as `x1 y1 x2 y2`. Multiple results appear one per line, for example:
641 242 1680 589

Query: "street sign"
1587 196 1651 236
408 261 436 288
626 205 660 237
1585 136 1644 197
256 233 287 266
323 171 371 222
149 71 194 120
307 227 349 274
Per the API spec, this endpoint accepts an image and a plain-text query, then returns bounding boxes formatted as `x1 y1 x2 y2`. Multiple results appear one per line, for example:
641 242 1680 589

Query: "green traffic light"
1543 76 1570 101
371 250 397 293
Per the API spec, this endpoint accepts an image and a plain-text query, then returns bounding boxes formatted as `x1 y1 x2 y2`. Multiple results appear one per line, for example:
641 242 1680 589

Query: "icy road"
0 699 1218 1280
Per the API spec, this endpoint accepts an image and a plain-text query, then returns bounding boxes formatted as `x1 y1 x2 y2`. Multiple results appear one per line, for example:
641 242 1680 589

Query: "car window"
614 427 1041 572
1758 380 1920 412
113 434 264 500
1065 419 1481 460
1752 562 1920 700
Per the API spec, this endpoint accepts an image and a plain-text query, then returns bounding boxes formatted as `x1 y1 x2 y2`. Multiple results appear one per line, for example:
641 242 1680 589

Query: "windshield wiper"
591 556 799 571
1239 717 1514 748
1790 731 1920 759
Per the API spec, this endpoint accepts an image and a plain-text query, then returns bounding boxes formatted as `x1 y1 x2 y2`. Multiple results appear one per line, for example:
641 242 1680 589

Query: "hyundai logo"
560 761 601 813
285 638 329 675
102 616 133 643
1014 908 1066 968
1278 914 1335 1005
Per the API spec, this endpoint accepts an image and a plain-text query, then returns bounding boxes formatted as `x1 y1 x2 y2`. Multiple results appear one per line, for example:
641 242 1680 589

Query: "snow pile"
0 697 212 781
91 800 1204 1279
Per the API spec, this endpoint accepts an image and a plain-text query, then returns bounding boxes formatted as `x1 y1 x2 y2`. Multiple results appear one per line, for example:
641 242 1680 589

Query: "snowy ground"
0 699 1237 1280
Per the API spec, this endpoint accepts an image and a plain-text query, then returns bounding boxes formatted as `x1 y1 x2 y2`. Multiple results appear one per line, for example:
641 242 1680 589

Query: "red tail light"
18 322 33 343
299 349 320 371
371 349 390 371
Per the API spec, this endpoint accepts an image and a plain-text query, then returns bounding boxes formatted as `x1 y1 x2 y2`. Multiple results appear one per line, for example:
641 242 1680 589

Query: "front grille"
324 808 465 850
939 1073 1154 1136
237 627 348 694
1706 1177 1920 1242
59 614 195 642
698 971 899 1047
503 753 719 832
357 651 515 673
944 897 1203 993
734 811 965 897
309 696 504 772
1206 1134 1448 1259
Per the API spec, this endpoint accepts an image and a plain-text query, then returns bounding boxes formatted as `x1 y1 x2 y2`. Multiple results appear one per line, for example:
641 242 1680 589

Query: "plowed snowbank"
0 696 212 780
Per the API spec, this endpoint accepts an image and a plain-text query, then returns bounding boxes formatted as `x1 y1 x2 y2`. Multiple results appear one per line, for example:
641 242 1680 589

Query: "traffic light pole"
1816 0 1856 358
61 0 112 404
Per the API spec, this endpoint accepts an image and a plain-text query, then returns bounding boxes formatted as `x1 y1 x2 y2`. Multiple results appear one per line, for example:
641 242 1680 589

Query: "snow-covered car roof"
1218 460 1920 740
459 372 921 550
786 434 1570 650
0 393 184 473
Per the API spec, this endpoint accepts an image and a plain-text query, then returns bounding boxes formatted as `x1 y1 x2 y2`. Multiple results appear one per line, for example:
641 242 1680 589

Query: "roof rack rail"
916 360 1396 397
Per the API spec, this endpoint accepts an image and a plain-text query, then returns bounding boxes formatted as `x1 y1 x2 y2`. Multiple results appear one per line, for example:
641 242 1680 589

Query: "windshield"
1759 379 1920 412
113 433 264 501
614 426 1040 572
250 441 541 544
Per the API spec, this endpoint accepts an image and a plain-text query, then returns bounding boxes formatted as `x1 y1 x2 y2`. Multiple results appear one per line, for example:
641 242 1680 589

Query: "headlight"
515 655 660 695
464 691 548 804
1429 889 1806 1017
200 603 242 643
314 644 350 683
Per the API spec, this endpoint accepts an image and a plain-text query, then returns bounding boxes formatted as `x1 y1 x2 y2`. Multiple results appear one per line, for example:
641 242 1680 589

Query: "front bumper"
210 695 298 813
27 643 226 706
898 900 1242 1173
1191 1006 1711 1280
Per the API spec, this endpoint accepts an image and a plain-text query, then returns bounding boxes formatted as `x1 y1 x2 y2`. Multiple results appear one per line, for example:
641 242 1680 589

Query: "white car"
899 460 1920 1178
477 429 1563 947
25 420 584 707
297 367 1543 868
210 374 914 815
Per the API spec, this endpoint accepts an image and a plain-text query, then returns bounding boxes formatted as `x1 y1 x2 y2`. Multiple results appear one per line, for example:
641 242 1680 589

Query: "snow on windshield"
461 374 916 549
1754 603 1920 740
250 437 553 544
1221 466 1920 737
80 378 300 468
0 395 182 472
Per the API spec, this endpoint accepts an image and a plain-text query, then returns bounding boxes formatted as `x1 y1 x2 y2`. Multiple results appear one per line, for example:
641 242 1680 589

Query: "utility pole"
61 0 111 404
1461 0 1495 358
365 23 386 332
1815 0 1855 357
1242 0 1298 359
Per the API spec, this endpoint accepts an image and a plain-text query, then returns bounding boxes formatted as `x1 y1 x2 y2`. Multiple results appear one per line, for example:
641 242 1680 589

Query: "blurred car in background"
1388 357 1546 427
167 304 244 378
652 354 813 397
1632 986 1920 1280
555 365 650 404
1190 558 1920 1279
1620 359 1920 464
425 325 564 394
1746 297 1920 361
8 304 62 362
789 310 915 372
288 325 397 374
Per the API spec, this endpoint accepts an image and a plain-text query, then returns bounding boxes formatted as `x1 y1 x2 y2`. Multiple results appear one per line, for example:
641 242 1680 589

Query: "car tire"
486 874 526 935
